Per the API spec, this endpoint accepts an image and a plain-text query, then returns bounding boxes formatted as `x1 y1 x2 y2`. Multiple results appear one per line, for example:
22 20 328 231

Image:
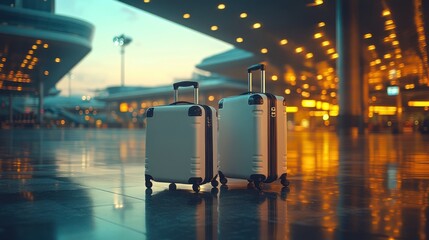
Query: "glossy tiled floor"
0 129 428 240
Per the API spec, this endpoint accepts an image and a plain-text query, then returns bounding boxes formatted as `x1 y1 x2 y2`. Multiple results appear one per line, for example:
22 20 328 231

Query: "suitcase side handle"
247 64 266 93
173 81 199 104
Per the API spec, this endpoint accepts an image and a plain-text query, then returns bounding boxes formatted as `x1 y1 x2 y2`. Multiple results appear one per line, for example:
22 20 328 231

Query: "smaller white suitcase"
145 81 218 193
218 64 289 190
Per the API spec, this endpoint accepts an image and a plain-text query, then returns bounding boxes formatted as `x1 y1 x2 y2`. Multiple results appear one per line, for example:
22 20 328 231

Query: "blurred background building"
0 0 94 127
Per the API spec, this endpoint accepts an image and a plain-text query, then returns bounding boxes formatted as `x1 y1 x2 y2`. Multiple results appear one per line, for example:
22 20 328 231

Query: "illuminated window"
302 100 316 108
286 106 298 113
119 103 129 112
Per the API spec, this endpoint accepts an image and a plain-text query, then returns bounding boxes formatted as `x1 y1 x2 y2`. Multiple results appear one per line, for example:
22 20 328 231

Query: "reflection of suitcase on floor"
218 186 288 239
218 64 289 189
145 81 218 193
146 190 218 240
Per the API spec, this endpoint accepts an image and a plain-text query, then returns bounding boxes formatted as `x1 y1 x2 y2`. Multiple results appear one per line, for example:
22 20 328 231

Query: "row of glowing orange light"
148 0 337 61
186 2 339 99
0 39 61 91
365 8 404 74
170 1 422 93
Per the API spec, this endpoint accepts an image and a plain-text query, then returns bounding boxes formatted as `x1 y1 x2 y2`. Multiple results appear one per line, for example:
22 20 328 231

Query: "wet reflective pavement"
0 129 428 240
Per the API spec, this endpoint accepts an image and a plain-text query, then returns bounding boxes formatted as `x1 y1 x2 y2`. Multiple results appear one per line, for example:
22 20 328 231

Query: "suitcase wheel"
280 173 290 187
169 183 177 191
219 172 228 186
145 180 153 189
192 184 200 193
254 181 264 191
280 178 290 187
211 179 219 188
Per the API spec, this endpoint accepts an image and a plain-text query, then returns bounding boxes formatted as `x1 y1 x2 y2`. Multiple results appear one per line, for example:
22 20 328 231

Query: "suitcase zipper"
202 105 214 184
265 93 278 183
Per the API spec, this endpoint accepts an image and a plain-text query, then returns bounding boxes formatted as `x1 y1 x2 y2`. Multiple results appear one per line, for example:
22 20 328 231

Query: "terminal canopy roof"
120 0 429 102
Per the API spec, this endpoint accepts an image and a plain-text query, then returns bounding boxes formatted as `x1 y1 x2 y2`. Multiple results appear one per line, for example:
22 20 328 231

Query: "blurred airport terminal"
1 0 429 133
1 1 429 240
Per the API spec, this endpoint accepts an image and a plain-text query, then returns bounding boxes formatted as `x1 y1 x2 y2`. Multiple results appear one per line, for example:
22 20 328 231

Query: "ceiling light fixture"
253 23 262 29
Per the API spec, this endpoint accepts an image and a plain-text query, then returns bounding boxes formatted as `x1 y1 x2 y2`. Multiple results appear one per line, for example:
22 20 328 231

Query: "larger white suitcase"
218 64 289 189
145 81 218 193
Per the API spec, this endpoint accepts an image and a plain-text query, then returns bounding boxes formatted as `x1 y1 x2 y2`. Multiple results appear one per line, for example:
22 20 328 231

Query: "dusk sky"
55 0 231 96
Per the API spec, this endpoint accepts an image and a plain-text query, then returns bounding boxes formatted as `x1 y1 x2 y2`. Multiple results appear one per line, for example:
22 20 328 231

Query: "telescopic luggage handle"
173 81 199 104
247 63 266 93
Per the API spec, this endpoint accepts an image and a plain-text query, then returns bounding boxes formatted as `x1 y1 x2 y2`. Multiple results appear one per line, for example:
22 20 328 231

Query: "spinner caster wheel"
145 180 153 189
169 183 176 191
211 179 219 188
192 184 200 193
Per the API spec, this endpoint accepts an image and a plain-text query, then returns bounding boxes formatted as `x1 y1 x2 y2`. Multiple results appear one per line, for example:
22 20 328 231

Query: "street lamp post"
113 34 132 87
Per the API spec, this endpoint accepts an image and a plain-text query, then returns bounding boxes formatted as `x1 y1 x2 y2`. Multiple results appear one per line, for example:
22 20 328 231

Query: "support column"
9 93 13 126
336 0 364 135
38 79 44 127
121 46 125 87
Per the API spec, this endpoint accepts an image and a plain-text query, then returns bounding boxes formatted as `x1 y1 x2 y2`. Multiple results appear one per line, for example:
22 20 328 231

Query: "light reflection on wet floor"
0 129 428 240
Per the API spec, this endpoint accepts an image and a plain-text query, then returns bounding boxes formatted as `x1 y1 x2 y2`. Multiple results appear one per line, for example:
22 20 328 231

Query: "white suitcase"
145 81 218 193
218 64 289 189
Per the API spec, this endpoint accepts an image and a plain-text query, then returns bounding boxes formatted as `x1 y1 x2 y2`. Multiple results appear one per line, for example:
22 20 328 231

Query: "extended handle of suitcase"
173 81 199 104
247 64 266 93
